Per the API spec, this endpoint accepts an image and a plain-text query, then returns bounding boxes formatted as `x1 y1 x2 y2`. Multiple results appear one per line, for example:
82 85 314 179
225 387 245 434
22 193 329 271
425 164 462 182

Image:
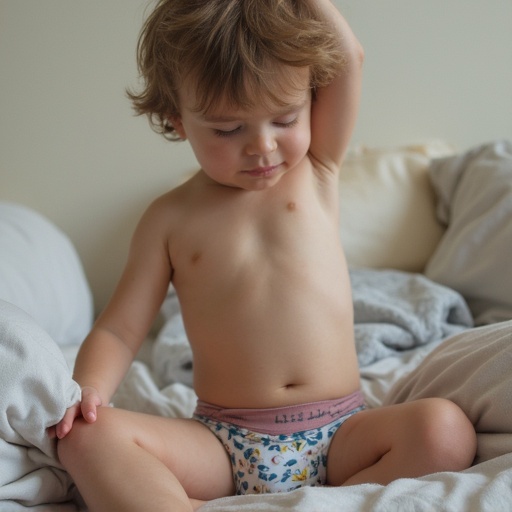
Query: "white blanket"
0 300 81 509
199 453 512 512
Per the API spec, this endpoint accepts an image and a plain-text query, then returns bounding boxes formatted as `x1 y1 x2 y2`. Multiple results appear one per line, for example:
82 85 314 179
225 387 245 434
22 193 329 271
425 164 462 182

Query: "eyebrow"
202 100 309 123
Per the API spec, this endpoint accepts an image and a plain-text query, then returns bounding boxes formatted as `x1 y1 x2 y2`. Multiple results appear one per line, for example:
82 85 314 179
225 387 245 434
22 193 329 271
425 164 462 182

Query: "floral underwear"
193 391 365 494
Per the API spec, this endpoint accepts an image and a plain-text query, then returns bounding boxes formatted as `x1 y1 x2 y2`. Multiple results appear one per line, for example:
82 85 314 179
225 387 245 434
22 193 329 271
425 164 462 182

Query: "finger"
82 406 97 423
80 390 103 423
56 404 81 439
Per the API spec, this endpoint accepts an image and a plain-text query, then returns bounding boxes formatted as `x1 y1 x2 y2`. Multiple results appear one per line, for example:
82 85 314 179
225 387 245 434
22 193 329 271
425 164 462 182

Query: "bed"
1 139 512 511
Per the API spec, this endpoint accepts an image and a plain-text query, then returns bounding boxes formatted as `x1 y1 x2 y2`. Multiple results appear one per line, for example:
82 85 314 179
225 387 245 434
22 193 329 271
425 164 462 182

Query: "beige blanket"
385 320 512 464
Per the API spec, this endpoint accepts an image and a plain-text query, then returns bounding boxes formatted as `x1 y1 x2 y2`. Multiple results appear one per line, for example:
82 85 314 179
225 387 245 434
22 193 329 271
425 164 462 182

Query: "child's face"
172 67 312 191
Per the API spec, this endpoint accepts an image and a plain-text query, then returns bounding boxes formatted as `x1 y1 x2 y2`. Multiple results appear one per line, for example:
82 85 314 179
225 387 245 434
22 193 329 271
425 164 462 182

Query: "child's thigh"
325 398 474 486
62 406 235 500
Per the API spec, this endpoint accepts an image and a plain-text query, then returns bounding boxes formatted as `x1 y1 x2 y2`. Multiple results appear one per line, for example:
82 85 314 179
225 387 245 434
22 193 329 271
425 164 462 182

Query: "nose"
245 129 277 156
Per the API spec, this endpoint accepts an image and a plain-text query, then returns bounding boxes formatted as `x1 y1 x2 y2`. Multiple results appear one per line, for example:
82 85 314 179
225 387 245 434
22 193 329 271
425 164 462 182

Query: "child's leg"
326 398 477 486
57 407 234 512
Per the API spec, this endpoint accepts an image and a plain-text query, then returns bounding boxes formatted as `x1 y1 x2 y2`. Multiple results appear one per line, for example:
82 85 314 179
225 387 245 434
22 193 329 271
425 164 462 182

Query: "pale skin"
55 2 477 511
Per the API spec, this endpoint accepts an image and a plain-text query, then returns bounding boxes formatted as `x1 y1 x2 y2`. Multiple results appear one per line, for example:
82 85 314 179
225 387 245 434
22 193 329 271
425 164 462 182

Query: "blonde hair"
127 0 345 140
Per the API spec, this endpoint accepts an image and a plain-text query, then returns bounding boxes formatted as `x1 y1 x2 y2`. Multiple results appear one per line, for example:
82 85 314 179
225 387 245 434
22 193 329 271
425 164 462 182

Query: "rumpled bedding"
425 140 512 325
1 269 512 511
0 301 81 509
351 268 473 365
384 320 512 465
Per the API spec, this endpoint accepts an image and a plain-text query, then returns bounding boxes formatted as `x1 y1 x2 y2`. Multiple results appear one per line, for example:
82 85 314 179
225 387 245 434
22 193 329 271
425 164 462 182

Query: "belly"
179 258 360 408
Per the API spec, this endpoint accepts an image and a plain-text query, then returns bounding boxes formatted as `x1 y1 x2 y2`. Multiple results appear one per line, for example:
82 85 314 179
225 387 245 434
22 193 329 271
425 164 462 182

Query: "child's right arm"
55 198 174 438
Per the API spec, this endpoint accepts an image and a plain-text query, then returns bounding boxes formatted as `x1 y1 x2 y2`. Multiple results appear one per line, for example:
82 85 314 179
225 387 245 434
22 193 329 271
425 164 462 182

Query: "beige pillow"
339 142 454 271
425 140 512 324
384 320 512 464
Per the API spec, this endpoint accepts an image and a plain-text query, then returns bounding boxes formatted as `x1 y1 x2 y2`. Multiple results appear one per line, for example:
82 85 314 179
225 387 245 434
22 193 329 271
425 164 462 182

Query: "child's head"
128 0 345 140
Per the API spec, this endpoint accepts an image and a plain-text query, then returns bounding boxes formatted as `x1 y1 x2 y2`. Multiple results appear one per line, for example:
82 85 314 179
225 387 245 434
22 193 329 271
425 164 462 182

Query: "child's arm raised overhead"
309 0 363 173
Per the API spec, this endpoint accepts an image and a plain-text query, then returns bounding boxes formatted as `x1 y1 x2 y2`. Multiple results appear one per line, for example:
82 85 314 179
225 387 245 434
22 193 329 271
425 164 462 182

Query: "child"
56 1 477 510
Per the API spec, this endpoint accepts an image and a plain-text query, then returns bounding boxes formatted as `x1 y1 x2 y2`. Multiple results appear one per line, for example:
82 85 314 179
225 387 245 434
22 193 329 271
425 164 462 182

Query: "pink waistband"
194 390 365 436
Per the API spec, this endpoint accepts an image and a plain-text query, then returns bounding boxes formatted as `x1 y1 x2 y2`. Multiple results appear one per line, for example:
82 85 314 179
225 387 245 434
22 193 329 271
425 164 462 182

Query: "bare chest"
170 187 341 291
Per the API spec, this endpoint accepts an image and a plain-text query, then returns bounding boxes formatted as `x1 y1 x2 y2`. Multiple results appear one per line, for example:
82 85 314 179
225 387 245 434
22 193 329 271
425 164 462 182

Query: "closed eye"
213 116 298 137
274 118 299 128
213 126 242 137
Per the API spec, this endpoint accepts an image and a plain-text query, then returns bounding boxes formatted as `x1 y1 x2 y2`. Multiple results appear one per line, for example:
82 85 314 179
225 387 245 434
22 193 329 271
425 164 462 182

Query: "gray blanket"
351 269 474 366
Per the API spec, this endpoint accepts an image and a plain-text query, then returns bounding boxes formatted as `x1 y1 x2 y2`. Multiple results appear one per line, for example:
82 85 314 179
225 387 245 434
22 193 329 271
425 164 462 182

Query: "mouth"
242 164 281 178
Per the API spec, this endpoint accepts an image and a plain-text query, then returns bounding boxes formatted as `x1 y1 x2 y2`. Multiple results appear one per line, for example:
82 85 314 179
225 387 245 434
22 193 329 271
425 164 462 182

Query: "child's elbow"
342 36 364 73
357 42 365 64
352 41 365 68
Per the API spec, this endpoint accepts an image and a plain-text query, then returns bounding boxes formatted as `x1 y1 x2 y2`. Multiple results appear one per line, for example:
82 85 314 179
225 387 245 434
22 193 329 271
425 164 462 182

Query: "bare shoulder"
123 177 196 270
139 172 203 227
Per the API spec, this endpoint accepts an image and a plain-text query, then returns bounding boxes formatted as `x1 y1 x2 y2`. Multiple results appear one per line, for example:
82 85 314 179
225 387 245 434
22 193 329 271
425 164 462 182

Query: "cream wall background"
1 0 511 314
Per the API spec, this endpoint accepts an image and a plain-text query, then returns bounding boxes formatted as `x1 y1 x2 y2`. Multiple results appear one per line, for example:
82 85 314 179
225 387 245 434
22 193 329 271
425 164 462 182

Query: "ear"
169 116 187 140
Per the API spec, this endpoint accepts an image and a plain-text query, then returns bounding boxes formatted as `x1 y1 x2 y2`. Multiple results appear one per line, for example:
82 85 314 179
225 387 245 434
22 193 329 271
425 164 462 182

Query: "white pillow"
339 142 453 272
425 140 512 324
0 202 93 345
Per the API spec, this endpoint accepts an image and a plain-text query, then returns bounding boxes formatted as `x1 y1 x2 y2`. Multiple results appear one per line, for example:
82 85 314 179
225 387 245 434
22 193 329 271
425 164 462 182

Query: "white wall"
343 0 512 148
1 0 511 313
0 0 197 312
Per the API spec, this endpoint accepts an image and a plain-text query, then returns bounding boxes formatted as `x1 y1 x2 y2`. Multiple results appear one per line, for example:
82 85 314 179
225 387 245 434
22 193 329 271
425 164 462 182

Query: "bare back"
164 157 360 409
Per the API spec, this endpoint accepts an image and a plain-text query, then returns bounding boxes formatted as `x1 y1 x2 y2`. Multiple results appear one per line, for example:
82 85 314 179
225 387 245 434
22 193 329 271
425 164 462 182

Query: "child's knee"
415 398 476 471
